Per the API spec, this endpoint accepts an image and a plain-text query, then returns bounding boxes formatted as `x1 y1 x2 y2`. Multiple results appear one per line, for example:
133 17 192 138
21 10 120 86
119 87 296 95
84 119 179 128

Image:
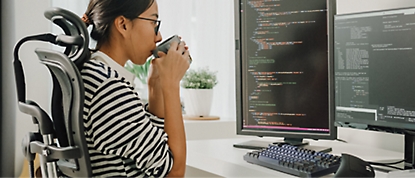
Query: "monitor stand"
371 131 415 172
233 137 332 153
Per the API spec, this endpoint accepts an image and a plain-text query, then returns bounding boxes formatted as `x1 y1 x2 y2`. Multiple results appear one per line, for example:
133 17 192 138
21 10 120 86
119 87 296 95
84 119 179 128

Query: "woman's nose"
156 32 162 43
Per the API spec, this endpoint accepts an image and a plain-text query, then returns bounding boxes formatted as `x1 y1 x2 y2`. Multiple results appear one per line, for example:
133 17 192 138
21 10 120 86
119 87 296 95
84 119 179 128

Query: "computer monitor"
334 7 415 169
234 0 337 151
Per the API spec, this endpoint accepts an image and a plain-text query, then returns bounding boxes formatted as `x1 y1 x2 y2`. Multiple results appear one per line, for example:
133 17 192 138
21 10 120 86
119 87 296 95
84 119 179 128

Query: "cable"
335 138 347 143
372 164 404 171
367 159 406 171
29 160 35 178
368 159 405 165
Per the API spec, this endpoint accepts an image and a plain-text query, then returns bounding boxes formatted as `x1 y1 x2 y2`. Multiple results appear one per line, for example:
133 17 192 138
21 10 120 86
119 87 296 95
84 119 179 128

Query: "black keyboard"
243 144 341 177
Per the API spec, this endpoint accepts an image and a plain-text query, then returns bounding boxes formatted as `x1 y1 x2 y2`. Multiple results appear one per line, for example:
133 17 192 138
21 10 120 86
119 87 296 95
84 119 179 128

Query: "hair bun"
81 14 91 27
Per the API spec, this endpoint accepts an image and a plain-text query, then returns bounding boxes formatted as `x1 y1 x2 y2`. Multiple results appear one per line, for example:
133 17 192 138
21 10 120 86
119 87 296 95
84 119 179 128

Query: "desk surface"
186 137 404 177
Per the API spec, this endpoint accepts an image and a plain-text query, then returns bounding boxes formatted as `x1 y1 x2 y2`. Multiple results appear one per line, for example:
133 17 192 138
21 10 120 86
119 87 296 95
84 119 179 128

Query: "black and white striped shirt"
81 51 173 177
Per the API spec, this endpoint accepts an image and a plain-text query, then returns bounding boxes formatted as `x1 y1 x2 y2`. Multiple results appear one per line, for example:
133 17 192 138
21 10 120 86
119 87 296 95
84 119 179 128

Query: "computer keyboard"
243 144 341 177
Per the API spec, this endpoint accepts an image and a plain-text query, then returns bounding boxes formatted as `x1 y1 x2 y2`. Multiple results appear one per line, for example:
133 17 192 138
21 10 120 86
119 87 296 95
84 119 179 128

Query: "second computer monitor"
334 6 415 169
334 7 415 131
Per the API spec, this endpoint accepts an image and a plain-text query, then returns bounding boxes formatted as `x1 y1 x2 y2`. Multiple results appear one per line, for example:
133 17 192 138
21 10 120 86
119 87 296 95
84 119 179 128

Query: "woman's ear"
114 16 130 38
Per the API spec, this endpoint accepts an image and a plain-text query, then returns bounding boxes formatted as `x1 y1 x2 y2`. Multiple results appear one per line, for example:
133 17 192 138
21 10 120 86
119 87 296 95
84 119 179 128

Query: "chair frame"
14 7 92 177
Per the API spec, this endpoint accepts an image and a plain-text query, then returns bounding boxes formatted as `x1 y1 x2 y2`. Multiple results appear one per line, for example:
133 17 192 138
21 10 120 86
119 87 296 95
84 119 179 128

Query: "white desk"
185 137 404 177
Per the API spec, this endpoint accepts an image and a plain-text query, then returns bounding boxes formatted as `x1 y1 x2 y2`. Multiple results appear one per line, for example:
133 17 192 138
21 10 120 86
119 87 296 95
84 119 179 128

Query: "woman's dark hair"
84 0 155 47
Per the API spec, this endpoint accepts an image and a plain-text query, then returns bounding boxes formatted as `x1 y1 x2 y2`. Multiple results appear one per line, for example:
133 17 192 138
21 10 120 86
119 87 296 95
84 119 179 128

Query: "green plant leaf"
181 67 218 89
124 56 153 84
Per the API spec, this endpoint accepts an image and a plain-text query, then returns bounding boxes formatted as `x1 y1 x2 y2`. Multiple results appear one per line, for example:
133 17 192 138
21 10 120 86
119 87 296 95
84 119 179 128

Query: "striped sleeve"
83 62 173 177
144 103 165 129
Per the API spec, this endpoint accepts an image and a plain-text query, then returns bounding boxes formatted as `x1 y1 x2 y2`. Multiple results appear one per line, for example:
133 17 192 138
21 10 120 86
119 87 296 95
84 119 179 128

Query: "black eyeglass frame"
136 17 161 35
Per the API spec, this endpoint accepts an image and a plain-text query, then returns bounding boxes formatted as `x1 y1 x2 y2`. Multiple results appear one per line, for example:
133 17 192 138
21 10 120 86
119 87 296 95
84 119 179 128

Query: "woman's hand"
146 40 190 118
151 41 191 88
147 58 160 87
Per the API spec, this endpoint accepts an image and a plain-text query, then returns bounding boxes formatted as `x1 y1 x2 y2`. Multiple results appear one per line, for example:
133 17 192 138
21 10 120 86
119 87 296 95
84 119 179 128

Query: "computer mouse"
334 153 375 178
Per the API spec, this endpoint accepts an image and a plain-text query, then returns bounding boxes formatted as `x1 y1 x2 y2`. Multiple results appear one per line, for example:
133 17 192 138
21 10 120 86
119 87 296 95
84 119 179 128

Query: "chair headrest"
44 7 90 68
14 7 91 103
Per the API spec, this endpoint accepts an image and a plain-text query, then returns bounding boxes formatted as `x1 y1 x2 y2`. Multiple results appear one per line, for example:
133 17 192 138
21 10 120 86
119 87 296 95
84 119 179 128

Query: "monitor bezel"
234 0 338 140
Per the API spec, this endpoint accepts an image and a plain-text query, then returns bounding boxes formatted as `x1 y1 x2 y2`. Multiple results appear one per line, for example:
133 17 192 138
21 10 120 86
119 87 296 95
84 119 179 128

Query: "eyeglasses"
136 17 161 35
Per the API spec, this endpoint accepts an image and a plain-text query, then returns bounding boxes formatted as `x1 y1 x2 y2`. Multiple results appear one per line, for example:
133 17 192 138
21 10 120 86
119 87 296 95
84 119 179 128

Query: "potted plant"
181 67 218 118
124 56 153 102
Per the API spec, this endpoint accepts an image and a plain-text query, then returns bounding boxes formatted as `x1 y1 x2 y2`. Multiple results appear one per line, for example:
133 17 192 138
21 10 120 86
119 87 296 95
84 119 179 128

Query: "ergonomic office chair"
13 7 92 177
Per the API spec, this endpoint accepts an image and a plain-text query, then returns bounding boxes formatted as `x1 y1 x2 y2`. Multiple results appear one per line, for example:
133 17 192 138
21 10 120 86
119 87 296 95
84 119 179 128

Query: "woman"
81 0 189 177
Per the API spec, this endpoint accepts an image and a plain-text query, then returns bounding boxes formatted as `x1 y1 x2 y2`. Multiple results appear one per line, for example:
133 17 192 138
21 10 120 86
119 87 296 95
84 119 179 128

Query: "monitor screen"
334 7 415 169
334 7 415 131
234 0 337 148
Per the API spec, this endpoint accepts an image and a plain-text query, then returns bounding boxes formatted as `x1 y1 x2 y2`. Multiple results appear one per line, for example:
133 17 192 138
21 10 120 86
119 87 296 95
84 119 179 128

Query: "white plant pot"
182 89 213 117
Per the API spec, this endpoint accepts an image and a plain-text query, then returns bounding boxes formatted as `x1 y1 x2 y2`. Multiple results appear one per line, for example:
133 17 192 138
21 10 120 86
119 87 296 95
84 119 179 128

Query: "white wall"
1 1 16 176
337 0 415 14
157 0 237 119
51 0 237 120
2 0 52 176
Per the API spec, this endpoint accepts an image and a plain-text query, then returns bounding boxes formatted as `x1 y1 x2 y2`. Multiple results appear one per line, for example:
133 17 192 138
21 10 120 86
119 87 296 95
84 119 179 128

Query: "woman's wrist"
147 76 161 88
147 77 165 117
